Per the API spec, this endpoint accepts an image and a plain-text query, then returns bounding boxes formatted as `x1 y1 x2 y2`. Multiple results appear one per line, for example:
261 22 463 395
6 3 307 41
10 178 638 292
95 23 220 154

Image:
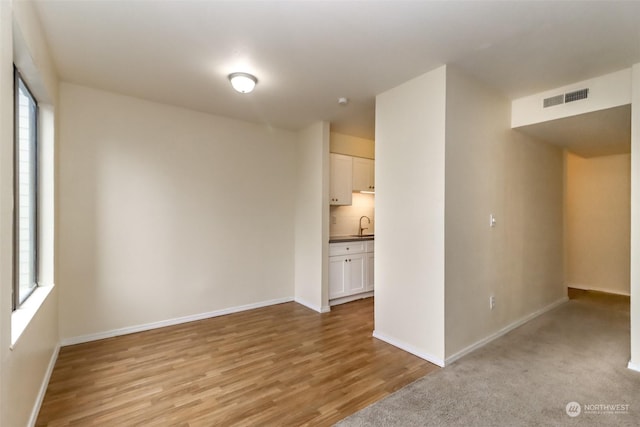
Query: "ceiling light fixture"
228 72 258 94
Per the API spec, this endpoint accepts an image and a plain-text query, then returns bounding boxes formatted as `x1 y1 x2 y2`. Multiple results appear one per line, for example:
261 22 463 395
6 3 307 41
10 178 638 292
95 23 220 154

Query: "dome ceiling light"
228 72 258 94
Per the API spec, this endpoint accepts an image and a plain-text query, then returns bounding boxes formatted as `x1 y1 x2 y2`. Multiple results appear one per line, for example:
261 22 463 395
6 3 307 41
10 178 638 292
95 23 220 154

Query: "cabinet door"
330 154 353 205
366 252 374 291
329 256 348 299
352 157 375 192
347 253 366 295
352 157 371 192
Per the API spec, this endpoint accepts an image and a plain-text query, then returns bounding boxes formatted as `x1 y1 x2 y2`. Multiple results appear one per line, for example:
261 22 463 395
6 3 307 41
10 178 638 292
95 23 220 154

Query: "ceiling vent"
565 88 589 103
543 94 564 108
542 88 589 108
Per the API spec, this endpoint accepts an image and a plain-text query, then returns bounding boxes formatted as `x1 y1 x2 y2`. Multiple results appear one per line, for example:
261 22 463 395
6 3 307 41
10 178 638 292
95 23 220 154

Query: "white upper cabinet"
352 157 375 192
330 153 353 205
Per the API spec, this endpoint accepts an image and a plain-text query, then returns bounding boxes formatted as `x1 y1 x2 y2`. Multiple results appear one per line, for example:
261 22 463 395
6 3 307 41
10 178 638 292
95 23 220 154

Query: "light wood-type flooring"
36 298 438 426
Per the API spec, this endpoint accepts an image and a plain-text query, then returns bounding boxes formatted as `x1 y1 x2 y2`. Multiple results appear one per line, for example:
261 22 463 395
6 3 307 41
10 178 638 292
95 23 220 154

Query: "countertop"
329 235 374 243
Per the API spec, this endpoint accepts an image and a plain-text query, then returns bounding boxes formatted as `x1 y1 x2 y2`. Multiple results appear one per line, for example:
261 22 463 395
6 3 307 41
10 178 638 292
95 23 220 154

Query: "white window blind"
15 72 38 307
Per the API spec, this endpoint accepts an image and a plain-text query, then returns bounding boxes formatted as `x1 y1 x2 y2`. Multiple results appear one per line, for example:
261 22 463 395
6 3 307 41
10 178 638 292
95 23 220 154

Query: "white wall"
294 121 330 313
57 83 297 341
630 63 640 372
444 67 565 359
512 69 631 128
0 2 13 423
1 1 60 426
374 66 447 365
565 152 630 295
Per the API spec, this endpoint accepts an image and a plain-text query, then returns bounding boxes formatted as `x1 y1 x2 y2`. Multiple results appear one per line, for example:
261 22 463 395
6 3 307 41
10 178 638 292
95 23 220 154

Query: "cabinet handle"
346 247 349 250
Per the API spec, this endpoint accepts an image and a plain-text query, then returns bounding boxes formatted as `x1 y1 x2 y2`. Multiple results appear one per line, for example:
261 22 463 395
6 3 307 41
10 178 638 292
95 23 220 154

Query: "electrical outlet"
489 296 496 310
331 215 337 225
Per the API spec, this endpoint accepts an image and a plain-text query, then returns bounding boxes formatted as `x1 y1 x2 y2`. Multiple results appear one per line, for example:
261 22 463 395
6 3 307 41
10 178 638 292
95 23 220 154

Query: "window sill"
11 285 55 350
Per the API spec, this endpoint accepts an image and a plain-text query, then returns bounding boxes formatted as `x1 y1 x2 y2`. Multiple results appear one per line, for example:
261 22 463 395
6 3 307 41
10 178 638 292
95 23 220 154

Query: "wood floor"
36 298 438 426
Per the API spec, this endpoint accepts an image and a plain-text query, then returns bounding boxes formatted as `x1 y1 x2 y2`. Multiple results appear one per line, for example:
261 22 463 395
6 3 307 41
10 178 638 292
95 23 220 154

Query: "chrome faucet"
359 216 371 236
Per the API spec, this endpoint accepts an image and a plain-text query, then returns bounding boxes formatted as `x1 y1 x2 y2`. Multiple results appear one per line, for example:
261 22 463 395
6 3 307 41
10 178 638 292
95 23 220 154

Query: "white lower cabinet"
329 240 374 301
366 252 374 292
329 253 365 298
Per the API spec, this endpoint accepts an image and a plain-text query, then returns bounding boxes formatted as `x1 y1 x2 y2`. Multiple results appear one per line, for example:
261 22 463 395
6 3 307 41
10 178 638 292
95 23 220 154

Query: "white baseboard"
445 296 569 365
61 297 294 346
567 283 630 297
372 330 445 367
329 292 373 307
28 343 60 427
628 360 640 373
294 297 325 313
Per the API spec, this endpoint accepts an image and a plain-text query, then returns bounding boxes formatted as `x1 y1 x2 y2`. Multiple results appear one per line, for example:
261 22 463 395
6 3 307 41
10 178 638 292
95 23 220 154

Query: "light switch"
489 214 496 228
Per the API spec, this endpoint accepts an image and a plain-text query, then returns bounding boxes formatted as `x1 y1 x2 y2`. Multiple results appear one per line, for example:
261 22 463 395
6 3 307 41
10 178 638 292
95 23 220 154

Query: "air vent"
565 88 589 103
543 94 564 108
542 88 589 108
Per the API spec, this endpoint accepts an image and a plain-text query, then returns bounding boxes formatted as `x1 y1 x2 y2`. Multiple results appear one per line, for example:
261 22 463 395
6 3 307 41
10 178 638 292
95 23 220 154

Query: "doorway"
517 104 632 299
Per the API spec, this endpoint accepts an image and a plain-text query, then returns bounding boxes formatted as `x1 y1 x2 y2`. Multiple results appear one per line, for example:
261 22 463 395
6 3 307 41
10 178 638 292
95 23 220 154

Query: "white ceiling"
515 105 631 158
33 1 640 140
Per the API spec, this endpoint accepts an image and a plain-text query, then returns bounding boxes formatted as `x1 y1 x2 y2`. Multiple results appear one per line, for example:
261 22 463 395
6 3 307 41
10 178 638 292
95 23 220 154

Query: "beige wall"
630 63 640 371
565 152 630 295
57 83 297 341
374 66 447 365
1 1 60 426
330 193 375 237
294 121 330 312
444 67 565 359
330 132 374 159
375 65 564 364
3 291 59 427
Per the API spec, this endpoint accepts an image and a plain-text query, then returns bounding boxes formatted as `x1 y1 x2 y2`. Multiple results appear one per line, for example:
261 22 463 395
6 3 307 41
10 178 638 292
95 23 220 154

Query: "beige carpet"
336 290 640 426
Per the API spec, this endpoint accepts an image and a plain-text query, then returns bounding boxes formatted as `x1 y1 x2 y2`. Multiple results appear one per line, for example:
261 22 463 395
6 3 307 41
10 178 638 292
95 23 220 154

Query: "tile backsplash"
330 192 375 236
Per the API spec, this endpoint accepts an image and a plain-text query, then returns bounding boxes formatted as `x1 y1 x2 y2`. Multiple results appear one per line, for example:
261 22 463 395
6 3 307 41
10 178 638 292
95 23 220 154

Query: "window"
14 68 38 309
